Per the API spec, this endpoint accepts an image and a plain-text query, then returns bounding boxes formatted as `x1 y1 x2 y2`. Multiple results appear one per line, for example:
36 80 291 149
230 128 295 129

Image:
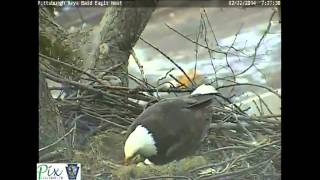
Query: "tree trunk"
80 5 156 86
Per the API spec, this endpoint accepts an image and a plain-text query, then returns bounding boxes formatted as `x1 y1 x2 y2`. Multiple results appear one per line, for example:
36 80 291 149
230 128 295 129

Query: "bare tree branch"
139 37 196 87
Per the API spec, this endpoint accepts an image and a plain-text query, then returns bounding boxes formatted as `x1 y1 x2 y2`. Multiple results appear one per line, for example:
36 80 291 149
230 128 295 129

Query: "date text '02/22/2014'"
228 0 280 7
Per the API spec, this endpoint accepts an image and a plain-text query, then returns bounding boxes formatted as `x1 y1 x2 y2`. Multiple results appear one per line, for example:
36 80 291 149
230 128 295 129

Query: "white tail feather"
191 84 218 95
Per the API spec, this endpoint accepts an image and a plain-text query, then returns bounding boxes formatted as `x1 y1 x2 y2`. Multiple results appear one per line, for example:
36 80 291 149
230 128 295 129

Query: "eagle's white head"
124 125 157 165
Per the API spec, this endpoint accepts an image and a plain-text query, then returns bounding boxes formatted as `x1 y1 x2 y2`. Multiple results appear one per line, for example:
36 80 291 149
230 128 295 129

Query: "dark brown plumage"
125 93 220 165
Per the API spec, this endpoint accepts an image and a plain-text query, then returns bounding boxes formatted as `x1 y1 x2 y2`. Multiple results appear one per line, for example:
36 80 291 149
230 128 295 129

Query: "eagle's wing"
183 94 214 109
165 133 195 160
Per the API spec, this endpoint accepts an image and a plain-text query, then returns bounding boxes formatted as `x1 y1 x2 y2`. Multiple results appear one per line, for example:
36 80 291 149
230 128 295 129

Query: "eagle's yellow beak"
123 154 145 165
123 156 133 166
123 158 129 166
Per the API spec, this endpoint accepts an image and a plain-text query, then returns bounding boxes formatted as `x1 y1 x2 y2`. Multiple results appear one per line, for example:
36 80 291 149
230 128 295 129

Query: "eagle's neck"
124 125 157 158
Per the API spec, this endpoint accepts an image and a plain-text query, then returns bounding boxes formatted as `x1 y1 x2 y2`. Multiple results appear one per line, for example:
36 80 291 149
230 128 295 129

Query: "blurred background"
52 6 281 112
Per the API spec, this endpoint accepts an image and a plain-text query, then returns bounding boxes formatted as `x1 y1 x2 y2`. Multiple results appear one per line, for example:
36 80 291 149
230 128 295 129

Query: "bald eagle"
124 84 219 165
